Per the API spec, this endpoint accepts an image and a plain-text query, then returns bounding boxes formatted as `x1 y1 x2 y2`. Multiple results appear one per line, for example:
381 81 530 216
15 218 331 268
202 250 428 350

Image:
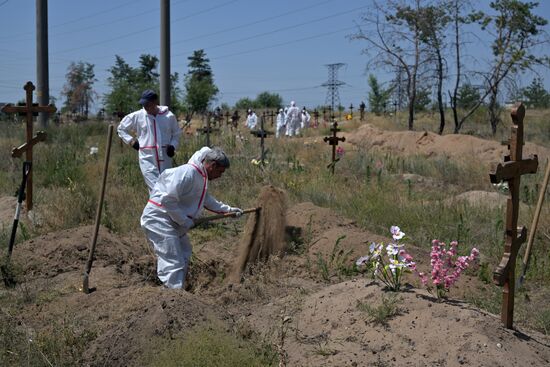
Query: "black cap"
139 90 158 105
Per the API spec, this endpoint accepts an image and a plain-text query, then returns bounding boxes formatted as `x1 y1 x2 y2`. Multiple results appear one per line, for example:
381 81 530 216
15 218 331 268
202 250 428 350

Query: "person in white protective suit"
276 108 286 138
285 101 301 137
246 109 258 129
301 107 311 130
141 146 243 289
117 90 182 191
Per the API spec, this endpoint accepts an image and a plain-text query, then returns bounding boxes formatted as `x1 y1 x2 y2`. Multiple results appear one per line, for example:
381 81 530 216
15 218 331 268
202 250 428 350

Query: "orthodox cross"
224 110 231 127
250 113 272 166
268 110 276 126
313 109 319 128
349 103 354 118
1 81 56 211
323 121 346 174
489 103 538 329
197 113 219 147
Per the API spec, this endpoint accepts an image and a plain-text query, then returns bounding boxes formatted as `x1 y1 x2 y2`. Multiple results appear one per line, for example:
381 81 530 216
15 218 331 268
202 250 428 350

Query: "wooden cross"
250 113 273 166
197 114 219 147
1 81 56 211
323 121 346 174
489 102 538 329
313 109 319 128
224 110 231 127
267 110 276 126
349 103 354 118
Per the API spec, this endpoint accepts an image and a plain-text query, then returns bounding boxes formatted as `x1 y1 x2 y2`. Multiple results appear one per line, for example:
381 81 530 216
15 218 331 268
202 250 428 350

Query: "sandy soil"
1 200 549 366
343 124 550 166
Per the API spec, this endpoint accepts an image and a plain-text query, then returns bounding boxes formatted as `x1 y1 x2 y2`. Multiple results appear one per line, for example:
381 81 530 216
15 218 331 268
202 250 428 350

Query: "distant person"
246 109 258 129
276 108 286 138
301 107 311 130
285 101 301 137
141 146 243 289
117 90 182 191
359 101 366 121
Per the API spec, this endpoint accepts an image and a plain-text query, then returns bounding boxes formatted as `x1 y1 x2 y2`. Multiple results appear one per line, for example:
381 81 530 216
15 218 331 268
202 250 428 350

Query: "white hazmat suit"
285 101 301 136
140 147 240 289
117 106 181 191
246 111 258 129
301 109 311 129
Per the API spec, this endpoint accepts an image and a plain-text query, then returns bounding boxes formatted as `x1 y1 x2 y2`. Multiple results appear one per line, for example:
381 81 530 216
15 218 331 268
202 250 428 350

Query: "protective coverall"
301 110 311 129
285 102 301 136
276 109 286 138
140 147 239 289
246 112 258 129
117 106 181 191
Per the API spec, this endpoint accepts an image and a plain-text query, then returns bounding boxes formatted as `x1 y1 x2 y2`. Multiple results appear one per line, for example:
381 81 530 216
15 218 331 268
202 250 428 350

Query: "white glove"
229 207 243 217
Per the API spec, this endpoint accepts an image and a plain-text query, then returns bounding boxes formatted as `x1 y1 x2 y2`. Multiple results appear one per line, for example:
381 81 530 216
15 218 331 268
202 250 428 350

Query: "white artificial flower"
390 226 405 240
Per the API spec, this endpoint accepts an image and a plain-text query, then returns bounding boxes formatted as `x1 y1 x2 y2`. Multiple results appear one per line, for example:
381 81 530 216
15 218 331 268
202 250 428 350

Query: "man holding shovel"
141 146 243 289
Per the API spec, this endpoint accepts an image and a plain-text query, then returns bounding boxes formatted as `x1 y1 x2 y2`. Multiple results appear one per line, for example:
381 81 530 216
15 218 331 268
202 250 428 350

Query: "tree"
457 83 481 110
416 3 450 134
414 87 432 111
255 92 283 108
368 74 392 115
352 0 425 130
184 50 218 116
234 97 255 110
467 0 549 134
61 61 96 117
104 55 140 115
104 54 181 115
522 77 550 108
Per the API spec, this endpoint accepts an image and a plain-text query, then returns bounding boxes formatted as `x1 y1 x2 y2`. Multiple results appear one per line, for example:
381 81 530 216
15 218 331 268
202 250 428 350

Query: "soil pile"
344 124 550 166
231 185 287 281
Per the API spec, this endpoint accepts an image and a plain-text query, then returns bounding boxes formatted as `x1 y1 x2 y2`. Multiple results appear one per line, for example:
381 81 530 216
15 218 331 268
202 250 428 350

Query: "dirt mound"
240 279 550 366
2 202 550 366
11 225 149 280
345 124 550 166
81 287 215 367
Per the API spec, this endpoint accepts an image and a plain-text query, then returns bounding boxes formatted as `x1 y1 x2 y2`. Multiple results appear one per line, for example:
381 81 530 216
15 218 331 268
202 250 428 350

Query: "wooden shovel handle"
193 207 261 225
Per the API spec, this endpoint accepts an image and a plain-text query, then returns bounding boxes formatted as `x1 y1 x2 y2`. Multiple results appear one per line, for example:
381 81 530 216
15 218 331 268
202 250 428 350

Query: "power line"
210 25 356 60
0 0 9 8
173 4 369 58
50 0 240 56
48 0 337 66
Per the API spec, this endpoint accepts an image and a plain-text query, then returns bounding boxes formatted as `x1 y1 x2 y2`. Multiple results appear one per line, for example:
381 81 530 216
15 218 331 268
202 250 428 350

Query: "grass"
146 322 278 367
314 235 358 282
357 294 402 326
0 108 548 338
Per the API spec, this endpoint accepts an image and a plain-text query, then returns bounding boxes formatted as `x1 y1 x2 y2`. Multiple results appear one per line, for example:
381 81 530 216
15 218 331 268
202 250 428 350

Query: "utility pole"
160 0 171 106
322 63 346 113
36 0 50 128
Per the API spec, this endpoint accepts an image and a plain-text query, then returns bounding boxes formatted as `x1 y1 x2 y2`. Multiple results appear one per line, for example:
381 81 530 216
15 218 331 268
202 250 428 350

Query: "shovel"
1 161 32 287
193 207 261 227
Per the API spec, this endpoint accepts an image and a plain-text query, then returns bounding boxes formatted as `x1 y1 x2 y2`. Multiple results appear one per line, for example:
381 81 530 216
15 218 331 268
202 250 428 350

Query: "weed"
357 294 402 326
315 236 357 282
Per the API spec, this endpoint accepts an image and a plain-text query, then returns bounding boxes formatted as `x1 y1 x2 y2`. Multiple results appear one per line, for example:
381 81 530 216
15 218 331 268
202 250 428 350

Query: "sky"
0 0 549 112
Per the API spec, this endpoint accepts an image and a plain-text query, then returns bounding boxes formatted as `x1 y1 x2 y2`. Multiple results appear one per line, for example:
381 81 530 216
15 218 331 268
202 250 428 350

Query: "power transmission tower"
322 63 346 114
